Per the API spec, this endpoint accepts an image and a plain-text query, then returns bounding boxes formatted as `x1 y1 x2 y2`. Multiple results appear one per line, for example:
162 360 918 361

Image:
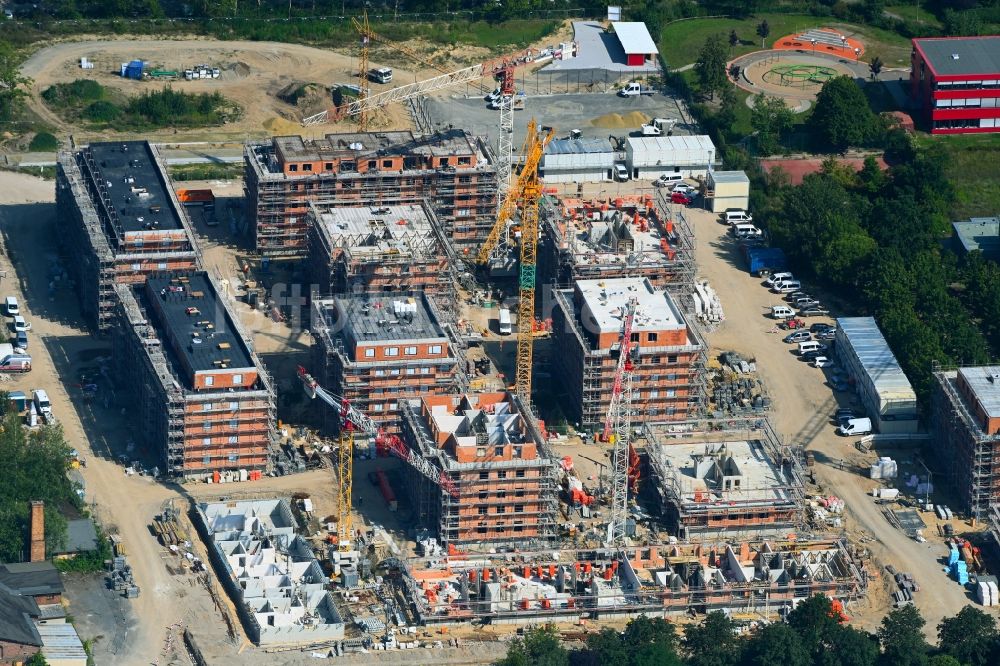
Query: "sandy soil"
685 204 976 634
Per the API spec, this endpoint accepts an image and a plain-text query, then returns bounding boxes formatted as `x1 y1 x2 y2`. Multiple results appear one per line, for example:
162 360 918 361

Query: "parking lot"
424 90 692 148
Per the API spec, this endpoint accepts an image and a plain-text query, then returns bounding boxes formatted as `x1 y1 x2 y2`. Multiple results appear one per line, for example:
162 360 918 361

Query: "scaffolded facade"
307 201 452 297
244 131 498 258
398 392 559 550
550 277 707 430
113 272 276 479
539 190 696 288
56 141 200 332
645 419 805 540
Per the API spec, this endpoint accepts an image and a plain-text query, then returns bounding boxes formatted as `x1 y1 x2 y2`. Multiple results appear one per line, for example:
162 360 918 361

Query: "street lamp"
854 48 861 62
811 39 817 55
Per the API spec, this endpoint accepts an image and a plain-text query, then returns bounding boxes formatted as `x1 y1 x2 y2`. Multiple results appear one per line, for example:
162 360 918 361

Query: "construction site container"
376 470 397 511
835 317 919 434
707 170 750 213
541 137 615 183
743 246 787 276
7 391 26 411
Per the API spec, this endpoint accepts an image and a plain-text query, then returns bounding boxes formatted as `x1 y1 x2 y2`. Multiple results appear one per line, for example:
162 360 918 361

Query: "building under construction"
398 392 559 550
307 201 452 297
113 272 276 479
310 293 462 433
645 420 805 540
550 277 707 430
932 366 1000 521
56 140 200 332
539 190 696 288
244 130 497 258
390 539 866 625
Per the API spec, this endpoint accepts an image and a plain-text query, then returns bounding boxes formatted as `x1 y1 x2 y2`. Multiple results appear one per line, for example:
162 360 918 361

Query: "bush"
83 100 120 122
28 131 58 151
41 79 105 108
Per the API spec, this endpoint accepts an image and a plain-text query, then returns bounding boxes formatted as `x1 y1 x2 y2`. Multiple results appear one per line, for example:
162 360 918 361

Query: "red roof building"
910 36 1000 134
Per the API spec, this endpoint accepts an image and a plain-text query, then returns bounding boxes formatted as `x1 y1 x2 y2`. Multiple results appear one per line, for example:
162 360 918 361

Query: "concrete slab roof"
84 141 184 232
655 440 795 503
958 366 1000 421
953 217 1000 259
915 36 1000 77
575 277 685 334
312 204 439 261
612 22 659 55
320 293 448 349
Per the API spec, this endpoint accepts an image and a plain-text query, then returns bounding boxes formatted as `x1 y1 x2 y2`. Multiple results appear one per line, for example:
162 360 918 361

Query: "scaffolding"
644 418 807 540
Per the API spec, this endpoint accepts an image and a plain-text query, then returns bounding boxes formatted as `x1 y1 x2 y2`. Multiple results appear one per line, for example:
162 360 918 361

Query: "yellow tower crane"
478 120 554 400
354 10 372 132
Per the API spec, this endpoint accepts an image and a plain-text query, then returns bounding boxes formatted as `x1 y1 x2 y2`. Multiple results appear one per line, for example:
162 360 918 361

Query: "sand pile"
590 110 651 129
263 116 304 134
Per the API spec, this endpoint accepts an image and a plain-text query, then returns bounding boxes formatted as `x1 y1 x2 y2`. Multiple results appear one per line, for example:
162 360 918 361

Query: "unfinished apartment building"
550 277 707 430
307 201 452 297
113 272 276 479
245 130 497 258
398 392 558 550
394 539 865 624
57 140 200 332
310 293 461 433
645 421 805 540
932 365 1000 520
539 190 695 288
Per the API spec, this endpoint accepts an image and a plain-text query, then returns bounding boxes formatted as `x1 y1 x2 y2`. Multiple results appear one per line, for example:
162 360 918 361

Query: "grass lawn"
885 4 942 28
660 14 913 70
917 133 1000 219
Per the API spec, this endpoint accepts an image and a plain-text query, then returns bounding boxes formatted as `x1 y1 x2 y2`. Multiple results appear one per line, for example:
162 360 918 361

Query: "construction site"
244 130 499 259
112 271 277 479
56 140 201 332
306 201 453 297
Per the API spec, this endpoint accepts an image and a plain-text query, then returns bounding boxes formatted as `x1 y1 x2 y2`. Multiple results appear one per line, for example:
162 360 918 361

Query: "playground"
730 28 867 112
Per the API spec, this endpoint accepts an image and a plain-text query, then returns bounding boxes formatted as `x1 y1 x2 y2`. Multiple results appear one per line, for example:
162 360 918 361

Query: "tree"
869 56 883 81
819 625 880 666
751 94 792 155
497 626 568 666
937 606 997 666
0 43 31 121
717 86 740 135
809 76 883 151
785 594 844 658
743 623 809 666
582 617 682 666
695 35 729 100
878 605 929 666
756 19 770 48
24 653 48 666
858 155 887 194
927 657 962 666
583 628 628 666
684 612 741 666
729 30 739 53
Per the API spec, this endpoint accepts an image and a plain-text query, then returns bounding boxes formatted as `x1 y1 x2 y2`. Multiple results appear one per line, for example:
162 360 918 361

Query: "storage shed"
834 317 919 434
541 137 616 183
611 22 659 66
624 135 716 180
707 170 750 213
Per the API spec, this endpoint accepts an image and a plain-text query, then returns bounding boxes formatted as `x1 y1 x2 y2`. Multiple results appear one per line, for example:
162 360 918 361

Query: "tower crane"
604 298 639 546
297 366 458 551
476 119 553 401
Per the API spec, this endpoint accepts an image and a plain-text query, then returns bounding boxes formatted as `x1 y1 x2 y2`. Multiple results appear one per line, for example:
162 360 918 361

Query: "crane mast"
606 298 638 546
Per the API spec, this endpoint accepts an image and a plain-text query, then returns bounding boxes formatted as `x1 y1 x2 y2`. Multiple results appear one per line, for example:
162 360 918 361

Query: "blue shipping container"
745 247 787 276
124 60 144 80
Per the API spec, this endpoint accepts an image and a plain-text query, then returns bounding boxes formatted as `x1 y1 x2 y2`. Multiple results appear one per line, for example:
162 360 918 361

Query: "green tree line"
497 596 1000 666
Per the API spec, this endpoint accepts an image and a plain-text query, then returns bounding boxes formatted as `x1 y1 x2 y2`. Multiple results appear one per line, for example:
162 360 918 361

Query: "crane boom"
605 298 638 546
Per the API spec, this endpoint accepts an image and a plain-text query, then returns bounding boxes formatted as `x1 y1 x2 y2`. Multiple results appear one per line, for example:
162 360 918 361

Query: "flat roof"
953 217 1000 258
38 624 88 661
958 366 1000 421
836 317 915 399
84 141 184 232
546 137 614 155
144 273 255 382
313 204 437 258
627 134 716 153
271 128 479 164
576 277 685 334
612 22 659 55
320 293 448 349
709 170 750 185
654 440 795 504
915 36 1000 77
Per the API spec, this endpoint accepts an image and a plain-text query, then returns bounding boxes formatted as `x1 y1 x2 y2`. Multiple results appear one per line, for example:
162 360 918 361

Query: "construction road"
686 204 975 633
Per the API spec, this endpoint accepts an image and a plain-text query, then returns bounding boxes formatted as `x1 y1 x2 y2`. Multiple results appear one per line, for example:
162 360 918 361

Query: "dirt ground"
685 204 986 633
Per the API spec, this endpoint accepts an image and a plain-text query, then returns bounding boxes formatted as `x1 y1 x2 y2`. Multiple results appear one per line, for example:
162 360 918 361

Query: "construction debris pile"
885 565 920 608
709 352 770 416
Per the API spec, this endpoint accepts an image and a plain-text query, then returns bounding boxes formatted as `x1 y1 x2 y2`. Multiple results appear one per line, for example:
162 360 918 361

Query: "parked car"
12 331 27 350
817 329 837 341
765 272 794 288
672 182 695 195
653 173 684 187
799 306 831 317
812 356 834 368
838 417 873 436
785 291 809 302
796 298 822 309
801 350 827 361
11 316 29 333
783 330 811 343
779 318 806 330
671 191 694 205
3 296 18 316
835 408 857 425
810 323 834 334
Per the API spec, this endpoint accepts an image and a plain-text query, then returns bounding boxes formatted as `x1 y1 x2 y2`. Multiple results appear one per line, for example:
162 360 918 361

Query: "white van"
732 223 762 238
837 417 873 436
765 272 794 288
3 296 18 316
32 389 51 417
772 280 802 293
498 308 512 335
724 210 752 224
771 305 795 319
798 341 824 354
613 164 630 182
